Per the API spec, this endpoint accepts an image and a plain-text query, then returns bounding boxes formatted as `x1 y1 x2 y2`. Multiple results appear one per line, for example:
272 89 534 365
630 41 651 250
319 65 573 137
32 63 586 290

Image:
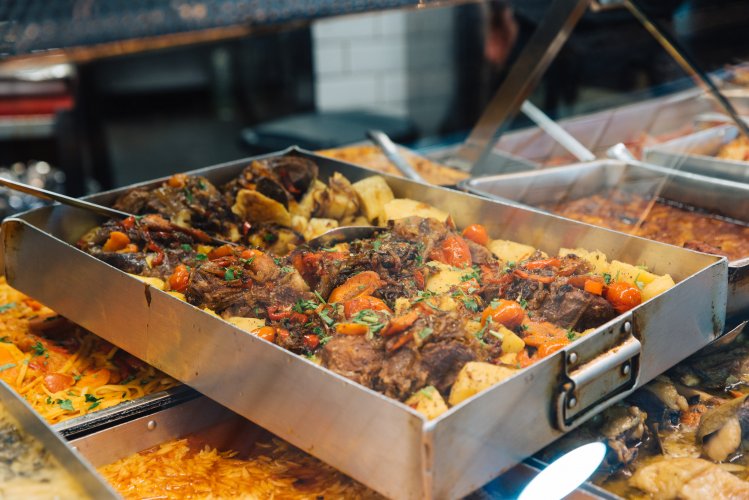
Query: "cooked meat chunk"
321 336 385 387
537 284 617 330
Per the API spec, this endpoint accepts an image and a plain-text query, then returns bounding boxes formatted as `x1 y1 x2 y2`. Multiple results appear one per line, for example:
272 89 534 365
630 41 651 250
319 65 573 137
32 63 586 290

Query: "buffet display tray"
644 125 749 184
424 86 712 169
0 380 118 499
0 148 727 499
459 159 749 321
53 385 198 439
70 394 616 500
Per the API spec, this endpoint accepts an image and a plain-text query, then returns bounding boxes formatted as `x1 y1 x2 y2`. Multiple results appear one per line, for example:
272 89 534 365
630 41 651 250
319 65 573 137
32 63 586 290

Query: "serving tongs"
0 176 232 246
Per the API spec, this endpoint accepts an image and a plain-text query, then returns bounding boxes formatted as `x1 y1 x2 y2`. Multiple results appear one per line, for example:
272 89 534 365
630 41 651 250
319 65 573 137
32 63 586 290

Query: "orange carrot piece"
102 231 131 252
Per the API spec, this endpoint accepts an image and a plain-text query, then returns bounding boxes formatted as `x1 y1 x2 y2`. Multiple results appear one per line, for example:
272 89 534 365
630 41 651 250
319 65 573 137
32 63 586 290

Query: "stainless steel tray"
54 385 199 439
0 148 727 499
644 125 749 184
459 159 749 321
70 394 616 499
0 380 118 499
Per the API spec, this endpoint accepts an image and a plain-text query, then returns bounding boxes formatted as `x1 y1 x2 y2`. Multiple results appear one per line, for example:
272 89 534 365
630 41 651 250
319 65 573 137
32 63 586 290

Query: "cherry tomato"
168 264 190 293
343 295 392 319
605 281 642 314
255 326 277 342
430 235 472 268
303 334 320 350
462 224 489 246
480 299 525 328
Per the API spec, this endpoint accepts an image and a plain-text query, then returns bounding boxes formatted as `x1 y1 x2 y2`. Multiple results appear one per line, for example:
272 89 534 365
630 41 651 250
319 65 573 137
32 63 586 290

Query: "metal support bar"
624 0 749 140
450 0 594 173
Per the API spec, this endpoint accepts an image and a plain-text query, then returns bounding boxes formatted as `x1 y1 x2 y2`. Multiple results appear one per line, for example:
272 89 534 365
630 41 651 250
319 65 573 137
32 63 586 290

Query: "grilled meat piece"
536 283 617 330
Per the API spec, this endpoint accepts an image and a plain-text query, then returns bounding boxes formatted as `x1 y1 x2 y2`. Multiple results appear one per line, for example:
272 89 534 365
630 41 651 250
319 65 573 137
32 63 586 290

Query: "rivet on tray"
567 352 578 364
621 363 631 376
147 420 157 431
623 321 632 334
568 397 578 409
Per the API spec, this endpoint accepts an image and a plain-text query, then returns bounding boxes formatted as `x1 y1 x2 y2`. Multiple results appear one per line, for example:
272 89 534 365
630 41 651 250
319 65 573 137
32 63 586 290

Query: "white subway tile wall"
312 7 457 135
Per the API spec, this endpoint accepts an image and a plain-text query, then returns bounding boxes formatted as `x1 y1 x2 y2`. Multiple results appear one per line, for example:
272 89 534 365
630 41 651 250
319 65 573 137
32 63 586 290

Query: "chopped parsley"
239 257 255 266
264 233 276 242
0 303 16 313
195 253 208 261
280 266 293 274
58 399 74 411
181 244 192 252
293 299 318 313
198 180 207 190
0 336 10 343
461 296 479 312
503 261 516 272
183 187 194 203
314 291 327 304
373 240 382 251
418 327 434 340
566 329 577 341
352 309 387 334
488 329 503 341
603 273 612 285
0 363 16 372
317 308 335 326
518 297 528 310
460 268 481 282
46 396 53 405
634 273 645 290
85 394 102 410
73 374 82 381
31 341 48 358
224 268 236 281
417 387 434 400
414 290 436 303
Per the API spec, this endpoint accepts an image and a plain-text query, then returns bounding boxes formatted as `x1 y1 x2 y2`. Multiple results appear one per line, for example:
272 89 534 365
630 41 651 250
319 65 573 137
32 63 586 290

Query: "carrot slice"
336 323 368 336
381 310 420 337
102 231 130 252
584 279 604 295
328 271 383 304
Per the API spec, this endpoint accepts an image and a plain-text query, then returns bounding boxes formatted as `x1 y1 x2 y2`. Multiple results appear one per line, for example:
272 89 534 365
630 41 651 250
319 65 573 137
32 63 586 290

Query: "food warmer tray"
0 148 727 499
53 385 199 439
424 86 712 168
71 393 617 499
458 159 749 321
644 125 749 184
0 380 119 499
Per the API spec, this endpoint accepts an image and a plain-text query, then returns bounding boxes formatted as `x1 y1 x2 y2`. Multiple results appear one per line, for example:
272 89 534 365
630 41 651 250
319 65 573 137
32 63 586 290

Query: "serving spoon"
0 176 233 246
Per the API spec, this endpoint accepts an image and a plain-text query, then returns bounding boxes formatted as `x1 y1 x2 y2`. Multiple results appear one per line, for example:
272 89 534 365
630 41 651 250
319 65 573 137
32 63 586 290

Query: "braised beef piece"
536 283 617 330
114 176 232 236
185 253 312 319
321 335 385 387
466 239 495 264
222 157 318 203
374 311 484 400
390 216 448 258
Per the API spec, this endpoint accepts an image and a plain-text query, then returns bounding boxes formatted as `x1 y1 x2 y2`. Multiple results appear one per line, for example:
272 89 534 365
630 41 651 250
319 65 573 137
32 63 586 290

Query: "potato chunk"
232 189 292 227
128 274 165 290
226 317 266 332
448 362 518 406
352 176 394 225
559 247 610 275
383 199 449 223
405 386 449 420
425 261 465 294
488 239 536 263
641 274 676 301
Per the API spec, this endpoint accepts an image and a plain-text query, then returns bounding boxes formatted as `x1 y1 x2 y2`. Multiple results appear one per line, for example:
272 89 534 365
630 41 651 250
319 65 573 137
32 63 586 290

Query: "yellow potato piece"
497 326 525 354
304 218 339 241
128 274 165 290
405 386 449 420
352 176 394 225
488 239 536 264
232 189 292 227
609 260 657 286
425 261 465 294
226 317 266 332
448 362 518 406
641 274 676 301
559 248 610 275
383 198 449 223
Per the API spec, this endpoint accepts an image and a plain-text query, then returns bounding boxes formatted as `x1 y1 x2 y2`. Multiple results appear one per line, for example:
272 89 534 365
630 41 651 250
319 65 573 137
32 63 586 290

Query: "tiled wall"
312 7 456 135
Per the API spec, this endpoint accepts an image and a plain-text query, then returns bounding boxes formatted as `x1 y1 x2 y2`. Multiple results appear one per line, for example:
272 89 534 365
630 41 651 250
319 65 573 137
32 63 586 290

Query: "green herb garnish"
566 329 577 341
0 363 16 372
373 240 382 251
603 273 612 285
224 268 236 281
418 327 434 340
183 188 194 203
181 244 192 252
58 399 74 411
317 308 335 326
0 303 16 313
0 336 10 343
293 299 318 313
31 341 48 358
195 253 207 261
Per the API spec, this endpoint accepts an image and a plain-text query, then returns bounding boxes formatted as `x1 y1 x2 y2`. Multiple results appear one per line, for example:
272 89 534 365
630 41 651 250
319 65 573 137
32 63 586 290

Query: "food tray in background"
0 380 117 499
459 160 749 321
0 148 727 499
316 144 469 186
72 394 615 499
644 125 749 184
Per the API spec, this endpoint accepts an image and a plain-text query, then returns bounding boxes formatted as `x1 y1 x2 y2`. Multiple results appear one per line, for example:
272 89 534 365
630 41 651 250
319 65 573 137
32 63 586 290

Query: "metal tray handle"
555 316 641 431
